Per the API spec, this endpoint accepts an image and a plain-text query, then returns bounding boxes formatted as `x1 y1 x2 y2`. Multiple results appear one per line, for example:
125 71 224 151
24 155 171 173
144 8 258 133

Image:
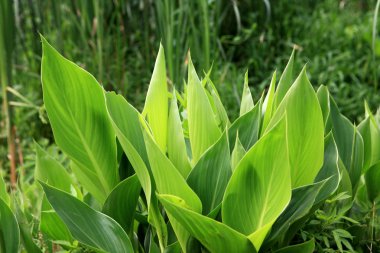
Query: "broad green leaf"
41 37 117 203
364 161 380 203
240 71 254 116
34 143 72 193
145 121 203 251
167 92 192 178
274 49 294 108
41 182 134 253
229 101 261 151
273 240 315 253
187 131 231 215
105 92 167 249
35 143 74 242
266 182 324 247
231 134 246 170
187 57 221 163
267 133 339 247
40 210 73 242
0 174 9 205
158 194 256 253
143 44 168 152
261 71 276 133
0 198 19 253
102 174 141 236
267 67 324 188
222 116 291 250
144 131 201 212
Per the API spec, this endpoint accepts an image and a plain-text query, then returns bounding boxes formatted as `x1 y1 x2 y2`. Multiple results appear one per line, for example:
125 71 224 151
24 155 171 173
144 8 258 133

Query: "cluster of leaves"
1 37 380 253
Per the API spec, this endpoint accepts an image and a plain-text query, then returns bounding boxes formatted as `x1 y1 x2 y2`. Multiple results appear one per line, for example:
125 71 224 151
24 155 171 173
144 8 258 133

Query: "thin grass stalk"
372 0 380 91
0 0 17 187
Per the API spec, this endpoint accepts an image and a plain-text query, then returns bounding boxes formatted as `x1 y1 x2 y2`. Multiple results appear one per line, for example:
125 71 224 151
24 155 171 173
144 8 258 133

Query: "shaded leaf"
187 131 231 214
41 182 134 253
102 174 141 235
0 198 19 253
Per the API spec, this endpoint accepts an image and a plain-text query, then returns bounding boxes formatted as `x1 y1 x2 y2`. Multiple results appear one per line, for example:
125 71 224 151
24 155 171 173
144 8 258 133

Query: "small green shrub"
1 37 380 253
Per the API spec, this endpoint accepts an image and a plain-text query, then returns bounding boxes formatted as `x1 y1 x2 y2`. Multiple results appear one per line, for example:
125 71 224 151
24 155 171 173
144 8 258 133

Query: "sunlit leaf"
240 71 254 116
267 67 324 188
187 57 221 163
41 37 117 203
223 116 290 250
143 44 168 152
167 92 192 178
159 194 256 253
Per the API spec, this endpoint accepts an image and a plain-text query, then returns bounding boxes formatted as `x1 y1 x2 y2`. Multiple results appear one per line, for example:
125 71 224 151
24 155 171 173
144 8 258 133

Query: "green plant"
1 36 380 253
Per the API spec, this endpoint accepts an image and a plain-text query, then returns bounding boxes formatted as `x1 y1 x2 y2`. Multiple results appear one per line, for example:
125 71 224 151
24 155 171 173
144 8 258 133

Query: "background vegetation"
1 1 380 251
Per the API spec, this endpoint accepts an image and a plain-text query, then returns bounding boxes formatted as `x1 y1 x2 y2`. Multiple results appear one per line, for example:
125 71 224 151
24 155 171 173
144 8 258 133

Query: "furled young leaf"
267 67 324 188
316 85 331 129
209 82 230 129
231 134 246 170
105 92 167 249
143 44 168 152
364 161 380 203
0 174 9 205
167 92 192 178
41 182 134 253
313 133 340 204
0 198 20 253
240 71 254 116
273 239 315 253
187 131 231 215
222 116 291 250
40 37 118 203
329 97 363 191
158 194 256 253
102 174 141 236
274 49 294 108
261 71 276 133
228 100 262 151
187 57 221 163
358 103 380 172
